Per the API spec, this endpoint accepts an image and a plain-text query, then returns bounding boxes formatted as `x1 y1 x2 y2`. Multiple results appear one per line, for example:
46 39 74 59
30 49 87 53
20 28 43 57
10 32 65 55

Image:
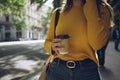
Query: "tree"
40 7 53 35
13 16 31 29
30 0 48 10
0 0 25 16
40 0 64 35
53 0 64 9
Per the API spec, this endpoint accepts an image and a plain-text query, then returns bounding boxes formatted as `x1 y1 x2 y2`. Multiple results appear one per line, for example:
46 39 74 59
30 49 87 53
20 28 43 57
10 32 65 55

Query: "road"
0 40 120 80
99 41 120 80
0 40 49 80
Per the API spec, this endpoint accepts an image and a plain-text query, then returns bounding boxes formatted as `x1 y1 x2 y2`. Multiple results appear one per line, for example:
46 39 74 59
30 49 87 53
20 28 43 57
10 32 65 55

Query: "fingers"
51 39 64 54
52 38 61 43
52 42 61 48
55 50 59 54
52 39 62 49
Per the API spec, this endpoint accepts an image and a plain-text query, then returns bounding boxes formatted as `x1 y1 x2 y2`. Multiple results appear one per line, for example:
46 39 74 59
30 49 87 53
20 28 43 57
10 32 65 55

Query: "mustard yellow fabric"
44 0 111 65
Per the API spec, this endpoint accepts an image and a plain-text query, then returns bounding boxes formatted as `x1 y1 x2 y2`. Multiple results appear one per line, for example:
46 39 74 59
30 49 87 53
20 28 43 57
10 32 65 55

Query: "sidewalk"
99 41 120 80
0 41 120 80
0 40 45 46
0 40 48 80
22 41 120 80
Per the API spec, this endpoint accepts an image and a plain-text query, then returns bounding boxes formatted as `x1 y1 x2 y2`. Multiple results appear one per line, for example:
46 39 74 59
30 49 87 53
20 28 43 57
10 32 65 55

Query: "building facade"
0 14 19 41
0 1 43 42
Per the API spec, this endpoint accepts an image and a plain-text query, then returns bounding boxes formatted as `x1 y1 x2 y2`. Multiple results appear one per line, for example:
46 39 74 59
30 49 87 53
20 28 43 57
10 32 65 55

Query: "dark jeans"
47 58 102 80
114 39 119 50
97 51 105 66
97 40 109 66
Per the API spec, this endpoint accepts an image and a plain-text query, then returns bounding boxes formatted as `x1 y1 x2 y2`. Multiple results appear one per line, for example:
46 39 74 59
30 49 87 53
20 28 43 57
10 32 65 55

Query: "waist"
53 58 95 68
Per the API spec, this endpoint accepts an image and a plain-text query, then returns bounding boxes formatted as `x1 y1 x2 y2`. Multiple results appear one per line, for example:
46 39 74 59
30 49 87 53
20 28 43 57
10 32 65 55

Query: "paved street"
99 41 120 80
0 40 49 80
0 40 120 80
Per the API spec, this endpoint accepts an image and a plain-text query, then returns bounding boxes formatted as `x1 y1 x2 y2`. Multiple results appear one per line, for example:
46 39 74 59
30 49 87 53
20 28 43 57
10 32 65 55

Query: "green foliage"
40 7 53 34
40 0 64 35
41 7 52 25
53 0 64 9
0 0 25 16
30 0 48 10
13 16 31 29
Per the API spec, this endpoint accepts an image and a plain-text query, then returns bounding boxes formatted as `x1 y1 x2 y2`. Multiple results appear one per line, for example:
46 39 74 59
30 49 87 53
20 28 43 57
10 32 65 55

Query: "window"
16 27 21 31
5 25 10 30
5 15 9 22
5 32 11 41
16 32 22 38
0 26 2 30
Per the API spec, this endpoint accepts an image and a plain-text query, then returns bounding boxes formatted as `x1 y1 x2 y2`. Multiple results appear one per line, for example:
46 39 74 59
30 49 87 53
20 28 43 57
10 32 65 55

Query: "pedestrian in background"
113 20 120 51
44 0 113 80
97 27 112 67
97 39 109 67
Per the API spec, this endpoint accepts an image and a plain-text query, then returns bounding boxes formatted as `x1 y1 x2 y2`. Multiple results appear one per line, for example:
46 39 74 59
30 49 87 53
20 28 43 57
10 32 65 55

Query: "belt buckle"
66 61 76 68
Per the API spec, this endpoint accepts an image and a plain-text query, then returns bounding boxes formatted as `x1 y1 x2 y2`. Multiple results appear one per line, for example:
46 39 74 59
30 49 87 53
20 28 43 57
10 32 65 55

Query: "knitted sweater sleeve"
44 10 56 55
84 0 111 50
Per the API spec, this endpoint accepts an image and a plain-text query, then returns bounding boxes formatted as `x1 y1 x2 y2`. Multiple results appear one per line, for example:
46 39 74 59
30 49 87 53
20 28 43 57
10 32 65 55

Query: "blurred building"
0 14 16 41
0 0 44 41
22 0 43 40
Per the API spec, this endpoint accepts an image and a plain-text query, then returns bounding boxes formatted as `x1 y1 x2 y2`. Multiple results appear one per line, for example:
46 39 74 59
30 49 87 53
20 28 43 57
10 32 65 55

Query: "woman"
44 0 113 80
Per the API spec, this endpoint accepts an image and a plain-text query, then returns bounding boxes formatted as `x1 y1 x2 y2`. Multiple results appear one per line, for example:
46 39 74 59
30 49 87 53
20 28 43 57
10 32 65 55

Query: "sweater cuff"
49 42 55 55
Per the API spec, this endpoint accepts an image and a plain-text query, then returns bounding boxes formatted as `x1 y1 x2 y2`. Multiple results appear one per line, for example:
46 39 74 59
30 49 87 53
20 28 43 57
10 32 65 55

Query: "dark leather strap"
54 9 60 38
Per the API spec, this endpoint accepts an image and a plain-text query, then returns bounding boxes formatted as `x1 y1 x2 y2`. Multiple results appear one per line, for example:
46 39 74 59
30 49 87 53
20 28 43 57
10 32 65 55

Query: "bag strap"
54 8 60 38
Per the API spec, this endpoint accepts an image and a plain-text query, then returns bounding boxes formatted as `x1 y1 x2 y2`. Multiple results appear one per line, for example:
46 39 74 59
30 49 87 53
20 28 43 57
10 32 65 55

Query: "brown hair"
63 0 112 18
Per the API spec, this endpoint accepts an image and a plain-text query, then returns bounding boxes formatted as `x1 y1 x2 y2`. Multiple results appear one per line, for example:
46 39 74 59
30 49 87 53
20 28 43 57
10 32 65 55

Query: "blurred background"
0 0 119 42
0 0 120 80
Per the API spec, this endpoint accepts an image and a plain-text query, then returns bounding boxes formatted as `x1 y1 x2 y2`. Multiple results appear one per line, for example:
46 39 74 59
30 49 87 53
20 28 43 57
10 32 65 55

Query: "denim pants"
114 39 119 50
97 39 109 66
47 58 102 80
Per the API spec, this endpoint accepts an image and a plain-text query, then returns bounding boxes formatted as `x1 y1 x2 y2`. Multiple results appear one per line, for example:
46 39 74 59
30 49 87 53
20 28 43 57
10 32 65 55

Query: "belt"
53 58 93 68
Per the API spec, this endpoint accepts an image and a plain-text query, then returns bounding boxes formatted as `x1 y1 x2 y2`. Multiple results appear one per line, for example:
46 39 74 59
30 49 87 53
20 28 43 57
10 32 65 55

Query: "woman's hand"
51 39 64 54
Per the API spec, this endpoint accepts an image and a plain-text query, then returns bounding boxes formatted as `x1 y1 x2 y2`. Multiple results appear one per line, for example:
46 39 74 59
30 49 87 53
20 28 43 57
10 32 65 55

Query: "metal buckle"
66 61 76 68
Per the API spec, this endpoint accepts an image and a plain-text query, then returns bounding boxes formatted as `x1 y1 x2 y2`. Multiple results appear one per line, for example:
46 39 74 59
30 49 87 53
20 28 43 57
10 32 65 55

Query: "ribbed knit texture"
44 0 111 65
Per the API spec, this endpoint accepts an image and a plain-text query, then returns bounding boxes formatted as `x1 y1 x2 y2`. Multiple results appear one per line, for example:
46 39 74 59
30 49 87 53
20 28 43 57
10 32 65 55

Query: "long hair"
63 0 112 18
63 0 86 12
96 0 113 17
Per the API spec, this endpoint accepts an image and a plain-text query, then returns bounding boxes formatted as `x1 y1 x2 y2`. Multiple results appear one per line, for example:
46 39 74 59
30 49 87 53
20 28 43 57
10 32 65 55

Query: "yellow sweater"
44 0 111 65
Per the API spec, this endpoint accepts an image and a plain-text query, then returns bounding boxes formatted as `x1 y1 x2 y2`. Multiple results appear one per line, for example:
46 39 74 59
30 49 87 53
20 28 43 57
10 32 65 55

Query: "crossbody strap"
54 8 60 38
